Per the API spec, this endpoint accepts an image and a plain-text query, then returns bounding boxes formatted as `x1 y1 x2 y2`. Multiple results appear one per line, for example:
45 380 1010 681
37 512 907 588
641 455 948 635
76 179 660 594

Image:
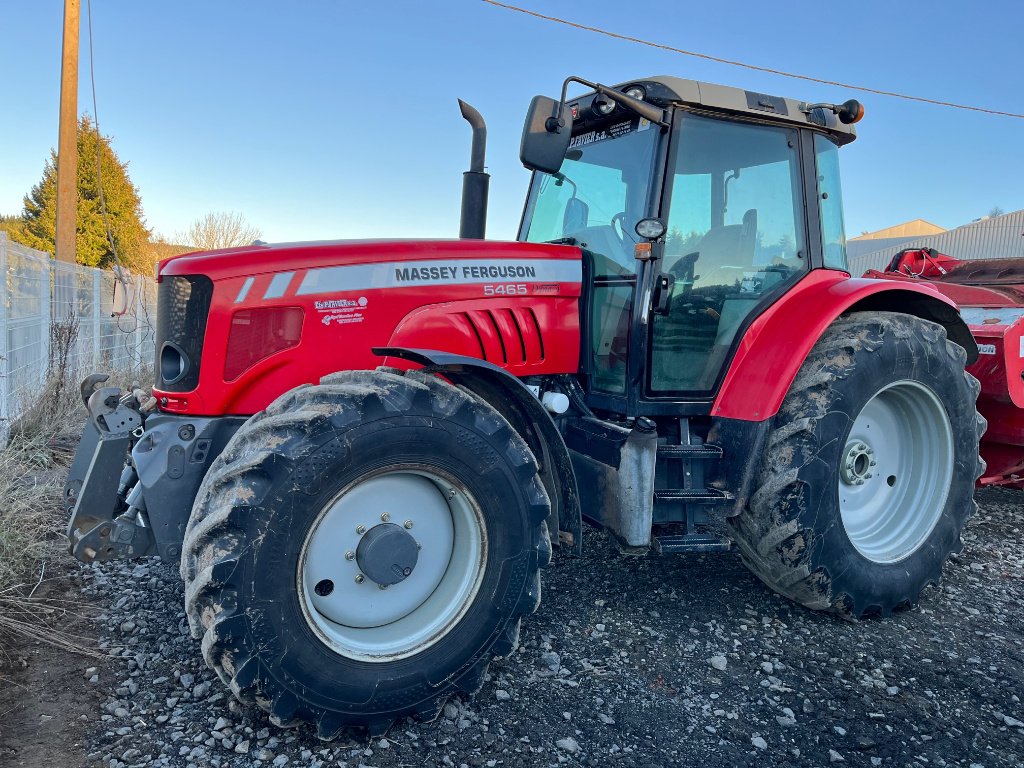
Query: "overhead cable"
480 0 1024 119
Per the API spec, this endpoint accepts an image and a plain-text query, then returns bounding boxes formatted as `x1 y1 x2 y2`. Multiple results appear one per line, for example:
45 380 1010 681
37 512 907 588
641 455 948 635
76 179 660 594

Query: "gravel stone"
71 488 1024 767
555 736 579 753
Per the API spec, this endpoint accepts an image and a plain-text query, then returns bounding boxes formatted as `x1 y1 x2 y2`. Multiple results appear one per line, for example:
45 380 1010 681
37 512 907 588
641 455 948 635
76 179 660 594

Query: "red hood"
159 239 569 281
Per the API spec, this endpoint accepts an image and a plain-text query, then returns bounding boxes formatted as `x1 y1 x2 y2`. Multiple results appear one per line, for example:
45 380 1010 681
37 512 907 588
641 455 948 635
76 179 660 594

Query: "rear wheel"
731 312 984 617
181 369 550 736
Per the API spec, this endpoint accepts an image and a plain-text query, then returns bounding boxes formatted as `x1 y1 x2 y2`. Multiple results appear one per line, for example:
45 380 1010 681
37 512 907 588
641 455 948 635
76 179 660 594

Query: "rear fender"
712 271 977 422
375 347 582 555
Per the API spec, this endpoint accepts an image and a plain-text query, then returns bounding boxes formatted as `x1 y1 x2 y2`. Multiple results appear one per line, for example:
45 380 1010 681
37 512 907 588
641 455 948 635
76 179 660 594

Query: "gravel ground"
75 488 1023 768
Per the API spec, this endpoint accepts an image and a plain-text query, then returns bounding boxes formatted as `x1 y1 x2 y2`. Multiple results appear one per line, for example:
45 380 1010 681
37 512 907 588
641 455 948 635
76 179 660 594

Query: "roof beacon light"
803 98 865 125
837 99 865 124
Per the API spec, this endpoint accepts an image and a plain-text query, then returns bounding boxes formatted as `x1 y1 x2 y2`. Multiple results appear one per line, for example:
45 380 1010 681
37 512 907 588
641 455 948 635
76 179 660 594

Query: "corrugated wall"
848 210 1024 275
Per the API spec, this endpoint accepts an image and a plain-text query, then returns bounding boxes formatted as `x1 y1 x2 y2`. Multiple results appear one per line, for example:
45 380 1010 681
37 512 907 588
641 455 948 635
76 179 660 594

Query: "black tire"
731 312 985 618
180 369 550 737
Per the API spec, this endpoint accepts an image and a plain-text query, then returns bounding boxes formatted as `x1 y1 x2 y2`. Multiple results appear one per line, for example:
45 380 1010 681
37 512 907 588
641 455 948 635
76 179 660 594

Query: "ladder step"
656 533 732 554
654 488 734 504
657 443 723 459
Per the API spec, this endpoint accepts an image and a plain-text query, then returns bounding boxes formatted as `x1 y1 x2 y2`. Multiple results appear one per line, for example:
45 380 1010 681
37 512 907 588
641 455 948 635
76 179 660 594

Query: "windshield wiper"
544 237 578 245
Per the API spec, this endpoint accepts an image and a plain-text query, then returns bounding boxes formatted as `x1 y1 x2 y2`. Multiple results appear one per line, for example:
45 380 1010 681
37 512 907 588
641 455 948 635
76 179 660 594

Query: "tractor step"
655 533 733 553
656 443 723 458
653 488 734 504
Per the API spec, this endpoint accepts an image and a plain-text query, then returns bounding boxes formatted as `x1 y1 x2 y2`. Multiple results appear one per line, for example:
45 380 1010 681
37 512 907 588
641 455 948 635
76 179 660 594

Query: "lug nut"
404 520 413 529
380 512 390 522
354 574 364 584
378 584 388 591
356 524 366 535
345 551 355 561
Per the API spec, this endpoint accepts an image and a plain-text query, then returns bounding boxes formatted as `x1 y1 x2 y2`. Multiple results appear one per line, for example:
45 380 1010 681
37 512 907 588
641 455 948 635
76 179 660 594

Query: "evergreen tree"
0 214 31 246
21 115 151 271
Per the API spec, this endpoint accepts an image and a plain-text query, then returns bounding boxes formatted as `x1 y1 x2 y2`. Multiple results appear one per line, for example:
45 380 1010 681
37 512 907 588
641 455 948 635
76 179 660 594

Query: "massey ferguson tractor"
66 75 984 736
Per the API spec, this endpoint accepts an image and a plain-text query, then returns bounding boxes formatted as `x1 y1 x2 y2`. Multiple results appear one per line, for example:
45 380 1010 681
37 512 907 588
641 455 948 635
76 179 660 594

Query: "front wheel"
731 312 985 618
180 370 550 736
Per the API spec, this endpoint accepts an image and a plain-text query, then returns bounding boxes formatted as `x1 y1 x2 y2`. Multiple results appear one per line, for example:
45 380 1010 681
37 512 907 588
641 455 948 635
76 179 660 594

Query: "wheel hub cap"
840 441 876 485
356 523 419 586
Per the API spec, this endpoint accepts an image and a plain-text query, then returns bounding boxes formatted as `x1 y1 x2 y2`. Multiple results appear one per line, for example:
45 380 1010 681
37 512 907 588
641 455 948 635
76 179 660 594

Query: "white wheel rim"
838 380 954 564
298 466 487 662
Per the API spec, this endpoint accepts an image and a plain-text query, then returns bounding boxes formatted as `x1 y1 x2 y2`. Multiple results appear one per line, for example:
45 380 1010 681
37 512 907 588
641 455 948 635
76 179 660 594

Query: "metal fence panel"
0 232 157 441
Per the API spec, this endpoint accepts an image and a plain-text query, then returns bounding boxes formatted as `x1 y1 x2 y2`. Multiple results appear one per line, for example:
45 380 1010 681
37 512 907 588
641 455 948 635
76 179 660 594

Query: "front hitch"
66 376 156 563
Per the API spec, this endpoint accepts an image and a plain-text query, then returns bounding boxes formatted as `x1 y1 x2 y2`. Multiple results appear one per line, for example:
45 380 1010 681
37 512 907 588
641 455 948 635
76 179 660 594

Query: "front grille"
155 275 213 392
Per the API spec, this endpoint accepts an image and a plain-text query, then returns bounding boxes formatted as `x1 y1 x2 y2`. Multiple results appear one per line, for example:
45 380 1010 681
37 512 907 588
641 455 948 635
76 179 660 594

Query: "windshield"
519 118 659 276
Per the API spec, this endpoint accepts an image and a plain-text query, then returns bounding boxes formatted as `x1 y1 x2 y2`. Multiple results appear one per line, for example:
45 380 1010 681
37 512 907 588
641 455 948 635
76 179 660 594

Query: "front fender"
374 347 582 555
712 270 975 422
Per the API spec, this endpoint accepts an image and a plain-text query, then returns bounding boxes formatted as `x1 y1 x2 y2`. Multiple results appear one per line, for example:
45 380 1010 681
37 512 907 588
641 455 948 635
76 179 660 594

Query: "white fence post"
135 276 144 375
0 233 9 441
40 258 52 377
93 269 102 370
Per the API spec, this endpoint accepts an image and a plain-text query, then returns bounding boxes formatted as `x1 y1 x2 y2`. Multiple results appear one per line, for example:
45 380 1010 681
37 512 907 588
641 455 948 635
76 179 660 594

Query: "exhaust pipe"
458 99 489 240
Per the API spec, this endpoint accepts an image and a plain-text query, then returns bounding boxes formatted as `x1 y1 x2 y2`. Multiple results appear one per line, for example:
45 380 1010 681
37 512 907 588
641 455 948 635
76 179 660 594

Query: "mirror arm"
548 76 669 131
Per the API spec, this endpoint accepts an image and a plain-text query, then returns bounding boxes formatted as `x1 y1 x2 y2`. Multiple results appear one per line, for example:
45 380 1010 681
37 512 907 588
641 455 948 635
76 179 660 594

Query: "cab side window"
815 134 849 271
651 114 808 393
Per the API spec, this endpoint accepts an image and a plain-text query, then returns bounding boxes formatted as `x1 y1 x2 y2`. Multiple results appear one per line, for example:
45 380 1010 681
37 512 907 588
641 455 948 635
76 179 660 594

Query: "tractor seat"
665 209 758 289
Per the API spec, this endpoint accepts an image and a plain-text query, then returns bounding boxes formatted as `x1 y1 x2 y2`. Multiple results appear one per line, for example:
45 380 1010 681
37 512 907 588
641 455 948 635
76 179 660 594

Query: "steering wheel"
611 212 630 244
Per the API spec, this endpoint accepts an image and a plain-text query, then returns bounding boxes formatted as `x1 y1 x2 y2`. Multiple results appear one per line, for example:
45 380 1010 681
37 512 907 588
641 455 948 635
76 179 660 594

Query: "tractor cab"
519 76 858 414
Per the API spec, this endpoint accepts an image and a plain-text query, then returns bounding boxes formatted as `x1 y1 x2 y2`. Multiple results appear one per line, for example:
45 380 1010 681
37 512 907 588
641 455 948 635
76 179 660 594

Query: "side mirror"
520 95 571 175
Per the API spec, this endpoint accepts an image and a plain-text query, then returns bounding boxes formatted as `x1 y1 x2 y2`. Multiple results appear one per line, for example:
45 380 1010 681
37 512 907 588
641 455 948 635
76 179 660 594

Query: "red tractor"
66 75 984 736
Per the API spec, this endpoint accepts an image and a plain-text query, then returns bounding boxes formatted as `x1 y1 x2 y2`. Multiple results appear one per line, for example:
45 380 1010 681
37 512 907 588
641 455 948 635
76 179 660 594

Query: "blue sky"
2 0 1021 244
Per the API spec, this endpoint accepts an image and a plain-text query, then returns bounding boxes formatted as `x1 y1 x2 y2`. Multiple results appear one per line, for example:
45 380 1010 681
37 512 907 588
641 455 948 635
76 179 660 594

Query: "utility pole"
55 0 80 266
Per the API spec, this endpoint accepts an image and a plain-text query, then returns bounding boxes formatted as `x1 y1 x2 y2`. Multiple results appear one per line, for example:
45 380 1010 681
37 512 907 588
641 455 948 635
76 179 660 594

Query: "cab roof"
578 75 859 145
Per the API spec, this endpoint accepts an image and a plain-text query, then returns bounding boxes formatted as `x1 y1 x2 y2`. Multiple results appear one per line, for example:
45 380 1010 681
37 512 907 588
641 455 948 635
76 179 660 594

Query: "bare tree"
178 211 262 251
989 206 1006 218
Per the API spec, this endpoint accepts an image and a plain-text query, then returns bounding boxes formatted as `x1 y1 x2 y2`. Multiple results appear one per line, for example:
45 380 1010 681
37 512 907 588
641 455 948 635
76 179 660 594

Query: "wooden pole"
55 0 80 265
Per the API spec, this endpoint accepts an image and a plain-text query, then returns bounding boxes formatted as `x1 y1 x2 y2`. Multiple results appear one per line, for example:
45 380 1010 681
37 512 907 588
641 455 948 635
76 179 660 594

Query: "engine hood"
159 238 572 281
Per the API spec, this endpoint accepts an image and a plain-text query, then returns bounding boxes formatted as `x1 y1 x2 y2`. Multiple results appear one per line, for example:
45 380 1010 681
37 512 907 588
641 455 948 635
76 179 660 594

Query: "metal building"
848 209 1024 275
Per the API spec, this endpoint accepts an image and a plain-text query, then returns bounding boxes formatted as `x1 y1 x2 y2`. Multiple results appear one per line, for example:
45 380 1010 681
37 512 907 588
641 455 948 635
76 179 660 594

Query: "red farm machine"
66 75 985 736
870 248 1024 488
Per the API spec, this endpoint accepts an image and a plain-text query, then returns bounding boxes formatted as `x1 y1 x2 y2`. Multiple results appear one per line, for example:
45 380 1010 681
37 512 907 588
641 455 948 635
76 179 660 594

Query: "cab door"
648 112 811 397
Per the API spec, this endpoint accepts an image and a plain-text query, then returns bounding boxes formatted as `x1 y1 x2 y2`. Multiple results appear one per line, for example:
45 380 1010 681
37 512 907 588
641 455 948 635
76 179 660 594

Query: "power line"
480 0 1024 120
85 0 153 368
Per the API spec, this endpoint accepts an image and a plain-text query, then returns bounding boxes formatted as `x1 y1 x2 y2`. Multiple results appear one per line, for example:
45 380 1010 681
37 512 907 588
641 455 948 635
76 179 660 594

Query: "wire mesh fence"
1 232 157 438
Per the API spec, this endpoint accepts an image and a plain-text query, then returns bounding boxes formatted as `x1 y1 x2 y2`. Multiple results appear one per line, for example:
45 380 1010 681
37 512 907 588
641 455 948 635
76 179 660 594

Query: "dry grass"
0 312 130 656
0 381 82 591
0 371 87 653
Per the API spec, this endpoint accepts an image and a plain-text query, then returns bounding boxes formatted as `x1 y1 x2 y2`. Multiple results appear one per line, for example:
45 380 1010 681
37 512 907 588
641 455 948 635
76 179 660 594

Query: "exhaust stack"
458 100 489 240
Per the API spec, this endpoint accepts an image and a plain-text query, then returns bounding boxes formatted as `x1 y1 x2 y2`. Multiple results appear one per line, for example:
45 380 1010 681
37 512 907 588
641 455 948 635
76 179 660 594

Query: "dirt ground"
0 573 104 768
0 488 1021 768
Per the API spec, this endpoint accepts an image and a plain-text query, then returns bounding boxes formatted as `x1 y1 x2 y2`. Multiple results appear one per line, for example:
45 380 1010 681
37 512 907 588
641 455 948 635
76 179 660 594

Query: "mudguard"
375 346 583 555
712 270 977 422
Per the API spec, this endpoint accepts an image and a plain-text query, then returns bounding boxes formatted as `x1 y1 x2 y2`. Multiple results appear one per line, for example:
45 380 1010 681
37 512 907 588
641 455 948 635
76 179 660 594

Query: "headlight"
592 94 615 116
